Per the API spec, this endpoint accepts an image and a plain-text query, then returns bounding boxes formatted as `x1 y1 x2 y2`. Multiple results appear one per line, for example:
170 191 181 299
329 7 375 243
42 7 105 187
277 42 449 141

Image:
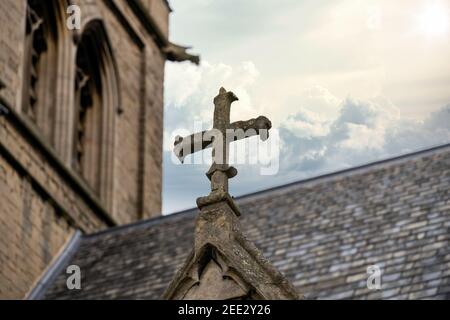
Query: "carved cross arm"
228 116 272 142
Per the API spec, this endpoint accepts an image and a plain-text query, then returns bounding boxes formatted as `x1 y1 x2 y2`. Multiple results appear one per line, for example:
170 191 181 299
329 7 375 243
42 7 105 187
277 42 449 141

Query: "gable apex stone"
163 200 300 300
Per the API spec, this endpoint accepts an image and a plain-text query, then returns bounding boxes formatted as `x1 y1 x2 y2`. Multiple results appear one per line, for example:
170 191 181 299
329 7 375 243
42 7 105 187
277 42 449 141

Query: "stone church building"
1 1 449 300
0 0 197 299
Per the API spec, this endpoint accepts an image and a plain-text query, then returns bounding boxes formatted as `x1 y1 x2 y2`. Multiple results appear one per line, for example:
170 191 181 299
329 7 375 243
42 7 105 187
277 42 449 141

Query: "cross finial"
174 87 272 213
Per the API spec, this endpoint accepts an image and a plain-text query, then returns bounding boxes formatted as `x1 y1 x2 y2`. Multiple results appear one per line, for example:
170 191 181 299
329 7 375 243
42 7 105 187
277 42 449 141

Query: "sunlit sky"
162 0 450 214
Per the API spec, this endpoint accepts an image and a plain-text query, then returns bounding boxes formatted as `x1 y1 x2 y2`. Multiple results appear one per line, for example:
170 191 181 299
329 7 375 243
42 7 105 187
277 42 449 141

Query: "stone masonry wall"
148 0 171 38
101 0 166 221
0 153 74 299
0 109 112 299
102 2 144 224
0 0 25 108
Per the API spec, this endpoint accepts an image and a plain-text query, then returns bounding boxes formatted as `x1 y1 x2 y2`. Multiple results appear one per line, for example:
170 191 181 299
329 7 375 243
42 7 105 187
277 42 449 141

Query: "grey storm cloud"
279 99 450 177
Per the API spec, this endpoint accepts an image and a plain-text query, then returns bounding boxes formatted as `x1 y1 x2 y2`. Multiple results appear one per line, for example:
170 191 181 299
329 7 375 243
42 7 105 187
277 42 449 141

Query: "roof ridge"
86 142 450 238
236 142 450 202
84 206 197 239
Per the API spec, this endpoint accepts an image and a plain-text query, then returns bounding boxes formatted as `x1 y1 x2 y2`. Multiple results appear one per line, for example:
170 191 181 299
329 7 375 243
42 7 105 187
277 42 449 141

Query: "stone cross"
166 89 300 300
174 87 272 199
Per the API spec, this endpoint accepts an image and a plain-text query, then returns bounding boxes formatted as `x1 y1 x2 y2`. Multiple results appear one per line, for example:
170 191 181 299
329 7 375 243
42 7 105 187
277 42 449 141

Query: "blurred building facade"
0 0 195 299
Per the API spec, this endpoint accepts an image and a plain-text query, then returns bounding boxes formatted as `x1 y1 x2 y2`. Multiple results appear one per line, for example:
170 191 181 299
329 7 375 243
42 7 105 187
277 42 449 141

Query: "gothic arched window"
22 0 64 141
73 21 119 209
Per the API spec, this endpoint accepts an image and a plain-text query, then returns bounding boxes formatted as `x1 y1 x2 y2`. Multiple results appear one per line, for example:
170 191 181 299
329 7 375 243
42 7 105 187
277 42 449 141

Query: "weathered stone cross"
174 87 272 208
166 88 300 300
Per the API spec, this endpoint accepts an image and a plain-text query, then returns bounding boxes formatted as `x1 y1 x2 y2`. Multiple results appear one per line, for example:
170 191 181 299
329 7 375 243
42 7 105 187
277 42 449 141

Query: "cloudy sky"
162 0 450 214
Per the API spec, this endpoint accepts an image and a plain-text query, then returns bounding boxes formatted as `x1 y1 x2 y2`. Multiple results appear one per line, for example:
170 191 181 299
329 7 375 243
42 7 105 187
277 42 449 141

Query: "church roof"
38 144 450 299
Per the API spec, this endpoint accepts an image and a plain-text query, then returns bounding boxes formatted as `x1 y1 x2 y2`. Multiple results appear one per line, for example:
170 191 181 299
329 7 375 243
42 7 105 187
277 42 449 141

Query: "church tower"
0 0 197 299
